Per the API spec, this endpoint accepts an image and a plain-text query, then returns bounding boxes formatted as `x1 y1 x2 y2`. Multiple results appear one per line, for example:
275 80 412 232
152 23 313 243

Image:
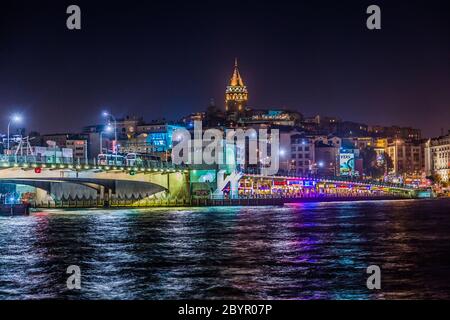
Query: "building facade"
425 132 450 182
386 139 425 176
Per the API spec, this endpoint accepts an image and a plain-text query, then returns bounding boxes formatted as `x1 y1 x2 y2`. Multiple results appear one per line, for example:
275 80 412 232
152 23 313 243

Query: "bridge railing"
0 155 188 171
0 155 74 165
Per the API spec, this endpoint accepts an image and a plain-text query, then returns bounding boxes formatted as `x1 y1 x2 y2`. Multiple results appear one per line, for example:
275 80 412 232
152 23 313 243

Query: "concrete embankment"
30 195 415 209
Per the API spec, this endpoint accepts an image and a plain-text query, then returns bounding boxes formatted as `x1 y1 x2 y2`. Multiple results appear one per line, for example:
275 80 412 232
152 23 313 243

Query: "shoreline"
27 196 445 212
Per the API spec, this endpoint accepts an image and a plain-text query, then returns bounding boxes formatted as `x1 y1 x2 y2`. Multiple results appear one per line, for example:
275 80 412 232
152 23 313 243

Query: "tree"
427 173 442 184
360 147 385 179
384 153 394 173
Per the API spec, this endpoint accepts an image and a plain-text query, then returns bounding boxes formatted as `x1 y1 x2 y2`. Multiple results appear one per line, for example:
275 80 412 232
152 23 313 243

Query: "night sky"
0 0 449 136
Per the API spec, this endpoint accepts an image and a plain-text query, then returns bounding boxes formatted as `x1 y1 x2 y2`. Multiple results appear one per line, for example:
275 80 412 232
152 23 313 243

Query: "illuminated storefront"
236 175 393 198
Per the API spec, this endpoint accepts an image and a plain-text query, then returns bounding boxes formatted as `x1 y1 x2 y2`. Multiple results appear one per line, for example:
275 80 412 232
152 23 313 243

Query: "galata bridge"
0 155 422 208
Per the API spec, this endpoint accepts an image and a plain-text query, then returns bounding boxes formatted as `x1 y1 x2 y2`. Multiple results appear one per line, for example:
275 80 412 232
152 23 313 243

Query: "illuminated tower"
225 59 248 121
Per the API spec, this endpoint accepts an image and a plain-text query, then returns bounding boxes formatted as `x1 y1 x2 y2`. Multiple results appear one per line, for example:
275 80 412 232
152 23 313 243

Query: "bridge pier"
98 186 114 208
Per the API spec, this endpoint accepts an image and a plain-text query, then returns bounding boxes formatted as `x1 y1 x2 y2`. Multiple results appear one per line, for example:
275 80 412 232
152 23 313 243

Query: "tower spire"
225 58 248 118
230 58 244 87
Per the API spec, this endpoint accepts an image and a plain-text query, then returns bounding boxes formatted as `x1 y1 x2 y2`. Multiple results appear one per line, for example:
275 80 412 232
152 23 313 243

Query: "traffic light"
129 170 136 176
34 167 42 174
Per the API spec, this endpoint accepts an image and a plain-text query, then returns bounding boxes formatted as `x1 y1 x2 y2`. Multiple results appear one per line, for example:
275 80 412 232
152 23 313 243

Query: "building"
315 141 339 176
344 137 375 150
145 124 184 152
425 132 450 182
32 146 73 164
1 133 23 154
204 99 226 128
336 121 369 137
120 134 153 154
116 115 144 137
225 59 248 122
373 138 388 156
66 139 88 162
37 133 89 161
368 125 421 140
136 121 170 135
302 115 340 134
180 112 206 128
121 123 184 157
240 109 303 127
386 139 425 176
279 130 316 176
314 135 342 148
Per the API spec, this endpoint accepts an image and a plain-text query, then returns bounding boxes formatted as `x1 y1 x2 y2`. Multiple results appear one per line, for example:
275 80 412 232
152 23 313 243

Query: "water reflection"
0 199 449 299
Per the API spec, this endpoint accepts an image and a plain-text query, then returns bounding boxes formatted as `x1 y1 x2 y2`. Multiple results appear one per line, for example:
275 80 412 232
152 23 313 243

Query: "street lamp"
7 114 22 153
102 111 118 163
279 148 290 175
99 125 113 155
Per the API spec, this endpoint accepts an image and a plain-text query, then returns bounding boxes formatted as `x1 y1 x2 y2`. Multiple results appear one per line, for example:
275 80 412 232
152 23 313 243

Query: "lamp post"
7 114 22 154
102 111 118 163
279 148 290 176
99 131 104 156
99 125 113 155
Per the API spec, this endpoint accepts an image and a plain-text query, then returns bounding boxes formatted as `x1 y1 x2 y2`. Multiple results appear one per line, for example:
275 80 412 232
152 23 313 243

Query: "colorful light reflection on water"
0 199 450 300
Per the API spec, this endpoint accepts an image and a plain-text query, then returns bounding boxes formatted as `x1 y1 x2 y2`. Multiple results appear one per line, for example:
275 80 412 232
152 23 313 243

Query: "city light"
7 113 24 151
11 114 22 123
0 2 448 304
101 110 118 162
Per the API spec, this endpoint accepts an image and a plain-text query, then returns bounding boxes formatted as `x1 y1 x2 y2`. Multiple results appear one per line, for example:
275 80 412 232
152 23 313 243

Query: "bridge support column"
98 186 105 207
99 186 105 199
97 186 112 208
167 173 170 193
102 188 112 208
35 188 50 207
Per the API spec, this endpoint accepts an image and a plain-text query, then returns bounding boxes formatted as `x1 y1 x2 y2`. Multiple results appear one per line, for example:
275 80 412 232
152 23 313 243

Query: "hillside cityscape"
2 61 448 197
1 0 450 303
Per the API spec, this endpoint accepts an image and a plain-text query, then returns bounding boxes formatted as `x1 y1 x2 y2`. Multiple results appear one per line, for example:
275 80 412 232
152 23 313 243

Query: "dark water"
1 199 450 300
